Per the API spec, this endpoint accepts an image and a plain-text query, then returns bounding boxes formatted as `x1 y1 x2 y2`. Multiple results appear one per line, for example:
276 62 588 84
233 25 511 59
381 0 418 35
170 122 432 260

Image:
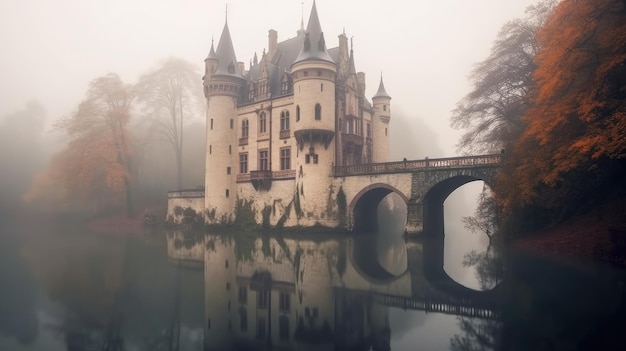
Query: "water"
1 215 625 350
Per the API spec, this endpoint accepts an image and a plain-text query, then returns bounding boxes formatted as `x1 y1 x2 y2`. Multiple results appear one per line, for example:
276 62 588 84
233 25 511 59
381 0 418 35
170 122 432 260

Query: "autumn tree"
24 74 136 216
498 0 626 221
135 57 203 191
451 0 556 154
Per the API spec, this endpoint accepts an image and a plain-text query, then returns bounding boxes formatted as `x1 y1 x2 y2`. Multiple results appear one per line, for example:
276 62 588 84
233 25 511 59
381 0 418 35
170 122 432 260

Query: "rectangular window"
211 118 213 130
256 318 266 339
229 145 232 154
227 167 231 175
226 189 229 197
279 316 289 341
259 150 269 171
238 286 247 304
239 153 248 173
257 290 269 309
279 292 290 312
230 119 234 129
259 112 267 133
367 123 372 138
280 148 291 170
209 145 212 154
240 309 248 332
280 112 290 131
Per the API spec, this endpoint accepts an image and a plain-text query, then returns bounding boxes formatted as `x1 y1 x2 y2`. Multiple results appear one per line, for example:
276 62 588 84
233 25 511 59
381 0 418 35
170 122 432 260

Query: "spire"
293 0 334 64
373 74 391 99
348 37 356 75
206 37 217 60
213 21 242 76
297 1 305 36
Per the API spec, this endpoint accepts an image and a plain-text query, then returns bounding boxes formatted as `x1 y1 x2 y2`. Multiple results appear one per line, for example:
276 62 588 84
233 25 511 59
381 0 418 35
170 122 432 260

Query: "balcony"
342 133 364 146
250 170 272 191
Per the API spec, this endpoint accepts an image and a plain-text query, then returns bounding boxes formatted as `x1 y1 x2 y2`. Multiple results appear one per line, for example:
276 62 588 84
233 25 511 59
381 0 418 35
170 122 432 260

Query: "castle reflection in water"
166 230 497 351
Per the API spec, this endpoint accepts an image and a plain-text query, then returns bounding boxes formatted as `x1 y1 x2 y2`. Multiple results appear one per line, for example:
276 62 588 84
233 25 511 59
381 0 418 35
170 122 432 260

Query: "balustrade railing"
236 169 296 183
333 154 501 177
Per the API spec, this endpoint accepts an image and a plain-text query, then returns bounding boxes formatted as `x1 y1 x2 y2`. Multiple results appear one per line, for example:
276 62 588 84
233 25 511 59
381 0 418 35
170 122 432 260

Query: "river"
1 211 624 351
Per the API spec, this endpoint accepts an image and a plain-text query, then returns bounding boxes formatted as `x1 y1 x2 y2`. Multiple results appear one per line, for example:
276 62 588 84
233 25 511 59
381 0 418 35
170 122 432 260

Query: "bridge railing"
333 154 502 177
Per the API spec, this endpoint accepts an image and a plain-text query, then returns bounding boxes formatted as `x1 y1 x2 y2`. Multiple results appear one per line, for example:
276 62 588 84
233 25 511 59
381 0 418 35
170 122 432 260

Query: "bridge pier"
404 200 423 236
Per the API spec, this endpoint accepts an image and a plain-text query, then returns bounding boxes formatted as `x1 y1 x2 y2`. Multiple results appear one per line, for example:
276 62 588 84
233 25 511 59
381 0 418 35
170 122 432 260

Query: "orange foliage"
498 0 626 213
24 74 135 213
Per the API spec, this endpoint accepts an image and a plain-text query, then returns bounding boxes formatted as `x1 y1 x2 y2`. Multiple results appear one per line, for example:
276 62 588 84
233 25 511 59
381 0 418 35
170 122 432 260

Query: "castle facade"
182 2 392 228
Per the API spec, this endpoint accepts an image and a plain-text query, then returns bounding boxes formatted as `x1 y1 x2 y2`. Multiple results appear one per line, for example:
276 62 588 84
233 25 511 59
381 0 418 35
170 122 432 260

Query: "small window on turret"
321 83 323 92
315 104 321 120
383 105 387 111
296 105 300 122
211 118 214 130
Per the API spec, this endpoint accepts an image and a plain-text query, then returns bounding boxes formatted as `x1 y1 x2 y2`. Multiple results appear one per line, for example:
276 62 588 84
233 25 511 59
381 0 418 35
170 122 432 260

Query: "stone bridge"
333 154 501 235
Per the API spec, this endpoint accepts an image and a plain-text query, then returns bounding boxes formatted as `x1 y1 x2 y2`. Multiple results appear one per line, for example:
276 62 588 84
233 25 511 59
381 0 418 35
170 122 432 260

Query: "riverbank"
513 199 626 267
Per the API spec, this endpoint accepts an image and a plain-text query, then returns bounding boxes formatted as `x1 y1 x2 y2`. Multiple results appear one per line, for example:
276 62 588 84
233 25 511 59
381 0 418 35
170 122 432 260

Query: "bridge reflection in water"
166 228 501 351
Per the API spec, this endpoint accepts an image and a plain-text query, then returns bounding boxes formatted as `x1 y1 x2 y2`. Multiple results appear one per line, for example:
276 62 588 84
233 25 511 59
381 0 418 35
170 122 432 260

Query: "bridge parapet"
334 154 501 177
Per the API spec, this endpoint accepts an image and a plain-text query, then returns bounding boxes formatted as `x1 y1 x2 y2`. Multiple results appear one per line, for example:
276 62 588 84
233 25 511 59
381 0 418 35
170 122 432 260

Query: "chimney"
357 72 366 95
268 29 278 59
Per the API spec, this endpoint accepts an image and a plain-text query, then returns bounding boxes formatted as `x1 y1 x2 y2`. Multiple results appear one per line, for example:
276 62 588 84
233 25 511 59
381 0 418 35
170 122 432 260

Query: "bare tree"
451 0 556 154
135 58 203 190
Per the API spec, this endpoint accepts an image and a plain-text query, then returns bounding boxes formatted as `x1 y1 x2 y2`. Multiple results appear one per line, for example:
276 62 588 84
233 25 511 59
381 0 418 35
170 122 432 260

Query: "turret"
291 1 338 226
372 75 392 162
204 20 245 224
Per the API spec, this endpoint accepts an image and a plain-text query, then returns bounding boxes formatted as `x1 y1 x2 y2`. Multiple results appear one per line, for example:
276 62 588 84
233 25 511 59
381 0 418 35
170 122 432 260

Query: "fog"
0 1 529 280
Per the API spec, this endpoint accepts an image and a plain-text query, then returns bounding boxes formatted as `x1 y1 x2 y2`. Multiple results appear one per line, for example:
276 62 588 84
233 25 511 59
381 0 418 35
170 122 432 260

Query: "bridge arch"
423 174 493 236
349 183 409 233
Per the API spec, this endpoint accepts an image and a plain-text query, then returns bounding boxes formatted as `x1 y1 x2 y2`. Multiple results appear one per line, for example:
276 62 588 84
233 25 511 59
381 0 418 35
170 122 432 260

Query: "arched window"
315 103 321 120
259 112 267 133
280 111 290 131
296 105 300 122
241 119 249 138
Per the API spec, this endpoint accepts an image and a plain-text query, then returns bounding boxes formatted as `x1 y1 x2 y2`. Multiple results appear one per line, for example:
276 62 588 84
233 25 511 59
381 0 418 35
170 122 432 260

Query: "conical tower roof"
213 22 242 76
205 39 217 60
293 1 334 64
373 75 391 99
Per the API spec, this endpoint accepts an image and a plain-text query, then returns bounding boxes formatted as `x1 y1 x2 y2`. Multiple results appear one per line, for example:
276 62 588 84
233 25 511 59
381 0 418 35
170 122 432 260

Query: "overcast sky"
1 0 539 156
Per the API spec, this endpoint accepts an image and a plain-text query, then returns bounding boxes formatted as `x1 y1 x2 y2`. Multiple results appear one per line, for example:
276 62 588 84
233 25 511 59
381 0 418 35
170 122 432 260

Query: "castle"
168 1 392 229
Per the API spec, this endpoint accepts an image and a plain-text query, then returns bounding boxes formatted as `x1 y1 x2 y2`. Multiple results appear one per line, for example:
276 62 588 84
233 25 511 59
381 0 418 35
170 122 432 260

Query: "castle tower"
372 75 391 163
291 1 338 224
203 21 245 223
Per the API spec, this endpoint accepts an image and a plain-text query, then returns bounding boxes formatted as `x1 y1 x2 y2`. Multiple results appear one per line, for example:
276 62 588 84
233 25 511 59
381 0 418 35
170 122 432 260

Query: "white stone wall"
205 94 239 224
166 191 205 223
372 96 391 163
